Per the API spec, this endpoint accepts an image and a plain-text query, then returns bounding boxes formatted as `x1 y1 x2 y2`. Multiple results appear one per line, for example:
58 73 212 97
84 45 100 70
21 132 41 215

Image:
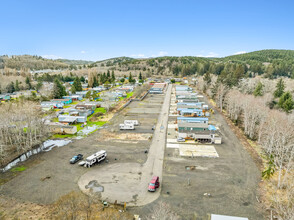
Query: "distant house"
63 95 82 101
177 108 209 117
75 91 88 98
100 92 120 101
177 117 209 124
177 102 203 109
81 84 88 90
0 94 11 101
175 85 192 92
48 122 77 135
51 98 72 105
75 103 97 111
69 109 93 117
117 85 134 93
92 85 106 92
41 101 56 110
149 83 166 94
178 122 210 132
58 115 87 124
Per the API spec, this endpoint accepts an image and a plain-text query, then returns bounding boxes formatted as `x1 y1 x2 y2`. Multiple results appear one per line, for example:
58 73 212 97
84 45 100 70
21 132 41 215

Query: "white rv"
119 123 135 130
79 150 107 168
124 120 139 126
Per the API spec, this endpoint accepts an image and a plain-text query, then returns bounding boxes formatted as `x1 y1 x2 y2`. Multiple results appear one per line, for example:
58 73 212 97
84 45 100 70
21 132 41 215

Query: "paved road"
78 84 172 206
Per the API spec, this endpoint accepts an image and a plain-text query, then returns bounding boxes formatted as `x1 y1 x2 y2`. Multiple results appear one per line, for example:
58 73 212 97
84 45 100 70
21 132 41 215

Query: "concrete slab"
129 108 161 114
166 143 180 149
167 138 177 143
179 145 219 158
168 124 178 129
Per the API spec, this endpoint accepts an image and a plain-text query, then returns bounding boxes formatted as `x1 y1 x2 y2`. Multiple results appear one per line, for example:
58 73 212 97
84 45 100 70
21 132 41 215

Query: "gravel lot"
129 87 264 219
0 92 165 205
0 85 263 220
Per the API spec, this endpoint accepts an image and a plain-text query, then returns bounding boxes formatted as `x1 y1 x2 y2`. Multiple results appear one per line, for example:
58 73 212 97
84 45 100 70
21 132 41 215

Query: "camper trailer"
79 150 107 167
119 123 135 130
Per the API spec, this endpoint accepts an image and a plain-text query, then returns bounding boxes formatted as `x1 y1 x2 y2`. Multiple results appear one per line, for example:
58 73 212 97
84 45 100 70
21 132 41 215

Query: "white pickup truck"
119 123 135 130
124 120 139 126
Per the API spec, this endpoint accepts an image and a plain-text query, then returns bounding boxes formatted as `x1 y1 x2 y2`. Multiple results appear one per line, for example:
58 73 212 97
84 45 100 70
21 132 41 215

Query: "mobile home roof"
177 117 208 121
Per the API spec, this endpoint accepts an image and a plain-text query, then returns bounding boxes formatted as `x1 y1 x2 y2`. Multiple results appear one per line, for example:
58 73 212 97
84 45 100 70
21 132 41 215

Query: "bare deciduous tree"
0 101 50 166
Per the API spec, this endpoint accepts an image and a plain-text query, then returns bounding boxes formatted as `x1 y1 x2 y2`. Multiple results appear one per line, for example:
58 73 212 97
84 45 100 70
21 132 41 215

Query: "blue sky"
0 0 294 61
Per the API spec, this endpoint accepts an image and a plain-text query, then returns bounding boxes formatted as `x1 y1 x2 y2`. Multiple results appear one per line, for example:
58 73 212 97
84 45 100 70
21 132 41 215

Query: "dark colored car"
148 176 160 192
70 154 83 164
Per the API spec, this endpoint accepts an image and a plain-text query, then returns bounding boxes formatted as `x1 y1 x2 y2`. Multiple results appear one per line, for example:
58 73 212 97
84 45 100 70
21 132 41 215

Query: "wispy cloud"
81 50 86 54
42 54 63 59
130 54 146 58
151 51 168 57
234 51 247 55
130 51 168 58
196 52 219 58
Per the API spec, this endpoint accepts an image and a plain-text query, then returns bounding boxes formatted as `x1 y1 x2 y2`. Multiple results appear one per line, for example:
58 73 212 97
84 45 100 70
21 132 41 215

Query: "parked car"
148 176 160 192
70 154 83 164
177 137 185 142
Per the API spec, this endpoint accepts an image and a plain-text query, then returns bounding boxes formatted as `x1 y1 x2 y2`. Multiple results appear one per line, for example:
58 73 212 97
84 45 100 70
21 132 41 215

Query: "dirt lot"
128 88 264 219
78 85 171 206
0 92 165 205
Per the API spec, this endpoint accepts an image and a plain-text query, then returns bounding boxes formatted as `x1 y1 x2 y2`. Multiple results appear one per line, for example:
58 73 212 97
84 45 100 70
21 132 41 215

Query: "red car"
148 176 160 192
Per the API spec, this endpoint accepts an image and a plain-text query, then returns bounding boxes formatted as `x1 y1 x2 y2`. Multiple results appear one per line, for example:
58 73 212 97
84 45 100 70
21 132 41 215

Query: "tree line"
198 75 294 219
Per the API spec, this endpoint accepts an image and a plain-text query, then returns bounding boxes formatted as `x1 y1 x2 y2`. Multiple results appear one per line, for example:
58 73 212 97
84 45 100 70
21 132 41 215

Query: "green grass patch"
86 121 107 127
95 107 107 113
126 92 134 98
63 105 71 109
71 101 79 105
52 117 59 122
52 134 73 139
11 166 27 172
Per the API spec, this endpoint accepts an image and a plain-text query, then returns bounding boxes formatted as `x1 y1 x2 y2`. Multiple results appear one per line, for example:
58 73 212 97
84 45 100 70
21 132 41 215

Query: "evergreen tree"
80 76 85 83
6 82 15 93
253 81 263 96
129 72 135 84
36 80 43 91
15 80 20 91
71 84 76 94
72 77 83 92
107 70 110 79
93 76 98 87
53 79 66 98
111 70 115 83
139 72 142 80
25 76 32 89
102 72 106 84
278 92 294 113
274 78 285 98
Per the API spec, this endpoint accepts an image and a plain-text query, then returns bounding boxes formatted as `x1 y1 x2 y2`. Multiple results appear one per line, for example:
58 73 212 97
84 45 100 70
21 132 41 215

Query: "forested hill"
220 49 294 63
90 56 134 67
56 59 94 65
0 55 69 70
1 50 294 81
